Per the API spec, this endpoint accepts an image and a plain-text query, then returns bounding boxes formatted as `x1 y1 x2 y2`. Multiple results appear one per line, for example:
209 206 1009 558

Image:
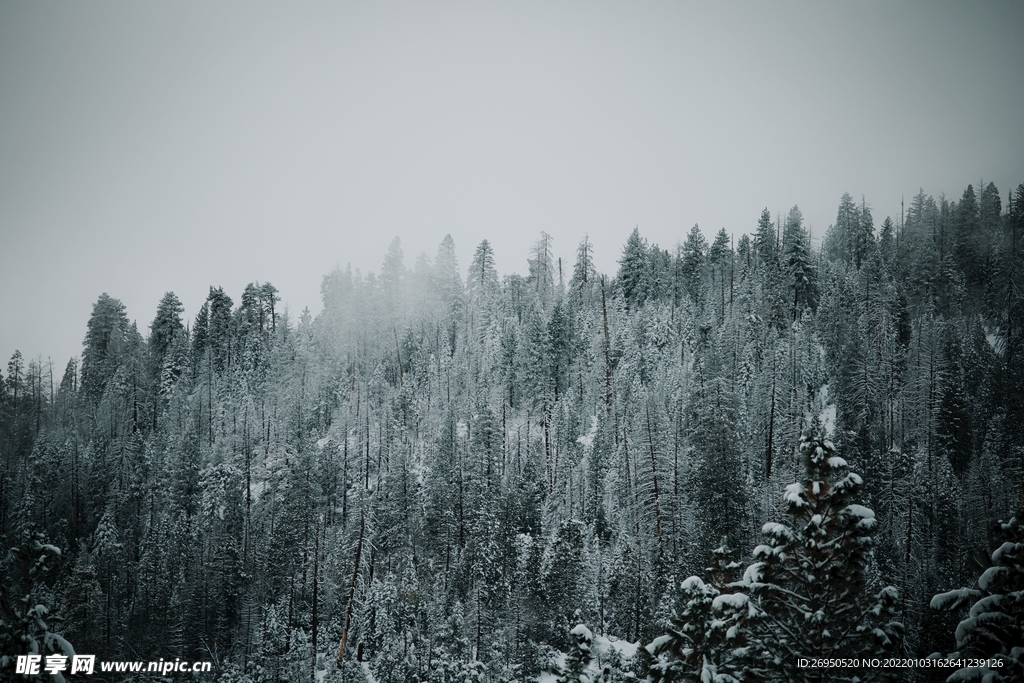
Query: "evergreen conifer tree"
557 624 594 683
206 287 234 373
618 228 650 310
468 239 499 301
754 209 777 265
642 541 747 683
931 509 1024 681
571 236 597 304
680 225 707 307
783 207 818 320
0 533 76 682
149 292 184 377
81 293 131 400
739 419 902 681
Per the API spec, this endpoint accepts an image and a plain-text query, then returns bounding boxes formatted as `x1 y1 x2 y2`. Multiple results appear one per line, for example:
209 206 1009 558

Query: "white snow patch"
589 634 639 661
978 565 1006 591
316 437 331 450
931 588 973 611
645 634 672 654
250 480 267 503
820 405 837 437
712 593 749 611
577 416 599 449
681 576 707 592
456 420 468 439
571 624 594 641
742 562 765 584
816 384 836 437
844 504 875 519
608 636 638 660
784 483 806 506
991 541 1015 565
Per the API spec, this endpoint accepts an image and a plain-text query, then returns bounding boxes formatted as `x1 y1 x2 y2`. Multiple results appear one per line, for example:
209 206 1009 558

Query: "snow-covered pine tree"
783 207 818 322
687 347 747 561
558 624 594 683
930 509 1024 681
542 520 592 650
618 228 651 311
739 418 902 681
755 208 778 266
0 533 76 683
680 225 708 310
641 541 748 683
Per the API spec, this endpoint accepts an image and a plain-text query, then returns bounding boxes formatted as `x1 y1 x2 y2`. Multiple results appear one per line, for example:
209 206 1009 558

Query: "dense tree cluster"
1 182 1022 682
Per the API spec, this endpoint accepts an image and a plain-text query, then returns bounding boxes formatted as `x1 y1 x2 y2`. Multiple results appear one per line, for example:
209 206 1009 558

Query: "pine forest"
3 184 1024 683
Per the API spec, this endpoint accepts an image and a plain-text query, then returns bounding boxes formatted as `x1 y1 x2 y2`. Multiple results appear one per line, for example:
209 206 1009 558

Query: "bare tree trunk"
645 402 663 553
601 277 613 422
337 511 365 666
633 547 642 642
286 572 295 653
766 353 777 480
902 497 913 623
312 518 320 682
475 586 482 661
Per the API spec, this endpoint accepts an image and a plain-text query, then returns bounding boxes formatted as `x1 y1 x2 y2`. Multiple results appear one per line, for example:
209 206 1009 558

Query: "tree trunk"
601 277 613 421
337 511 365 666
645 402 663 551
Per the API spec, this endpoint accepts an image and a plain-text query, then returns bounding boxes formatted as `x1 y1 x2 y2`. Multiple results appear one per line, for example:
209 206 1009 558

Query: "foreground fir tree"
930 509 1024 682
0 533 76 683
557 624 594 683
739 420 902 681
642 541 749 683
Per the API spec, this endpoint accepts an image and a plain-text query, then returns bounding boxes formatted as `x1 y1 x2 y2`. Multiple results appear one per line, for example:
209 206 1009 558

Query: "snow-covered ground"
538 627 638 683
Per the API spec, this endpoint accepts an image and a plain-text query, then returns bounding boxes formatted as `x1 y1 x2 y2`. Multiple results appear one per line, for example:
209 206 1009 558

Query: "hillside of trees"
2 183 1023 682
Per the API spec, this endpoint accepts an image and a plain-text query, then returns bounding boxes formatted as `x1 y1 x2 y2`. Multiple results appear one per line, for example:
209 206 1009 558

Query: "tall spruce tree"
739 419 902 681
619 228 650 310
81 293 131 401
931 509 1024 681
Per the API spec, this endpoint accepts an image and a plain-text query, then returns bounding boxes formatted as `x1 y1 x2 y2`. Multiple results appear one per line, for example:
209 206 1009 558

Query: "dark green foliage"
206 286 234 373
2 194 1022 682
783 206 818 320
931 510 1024 681
618 228 651 310
542 520 590 649
556 624 592 683
688 369 746 559
149 292 184 372
641 542 746 683
81 293 132 400
754 208 777 264
740 423 903 681
0 534 76 678
679 224 707 307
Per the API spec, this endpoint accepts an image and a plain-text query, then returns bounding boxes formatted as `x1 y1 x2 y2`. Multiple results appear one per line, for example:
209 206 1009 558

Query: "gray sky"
2 1 1023 371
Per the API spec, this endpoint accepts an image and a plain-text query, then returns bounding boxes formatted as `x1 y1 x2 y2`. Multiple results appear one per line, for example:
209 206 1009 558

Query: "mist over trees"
2 182 1023 682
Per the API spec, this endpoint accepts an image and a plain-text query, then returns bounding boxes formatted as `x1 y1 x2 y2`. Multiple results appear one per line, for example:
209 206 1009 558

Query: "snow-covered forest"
2 184 1023 682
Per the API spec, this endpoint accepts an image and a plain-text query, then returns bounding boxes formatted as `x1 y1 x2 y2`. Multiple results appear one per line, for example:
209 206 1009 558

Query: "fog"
2 0 1022 368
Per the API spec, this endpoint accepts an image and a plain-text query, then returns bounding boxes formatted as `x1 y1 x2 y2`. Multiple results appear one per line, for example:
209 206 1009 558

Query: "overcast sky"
2 1 1023 370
